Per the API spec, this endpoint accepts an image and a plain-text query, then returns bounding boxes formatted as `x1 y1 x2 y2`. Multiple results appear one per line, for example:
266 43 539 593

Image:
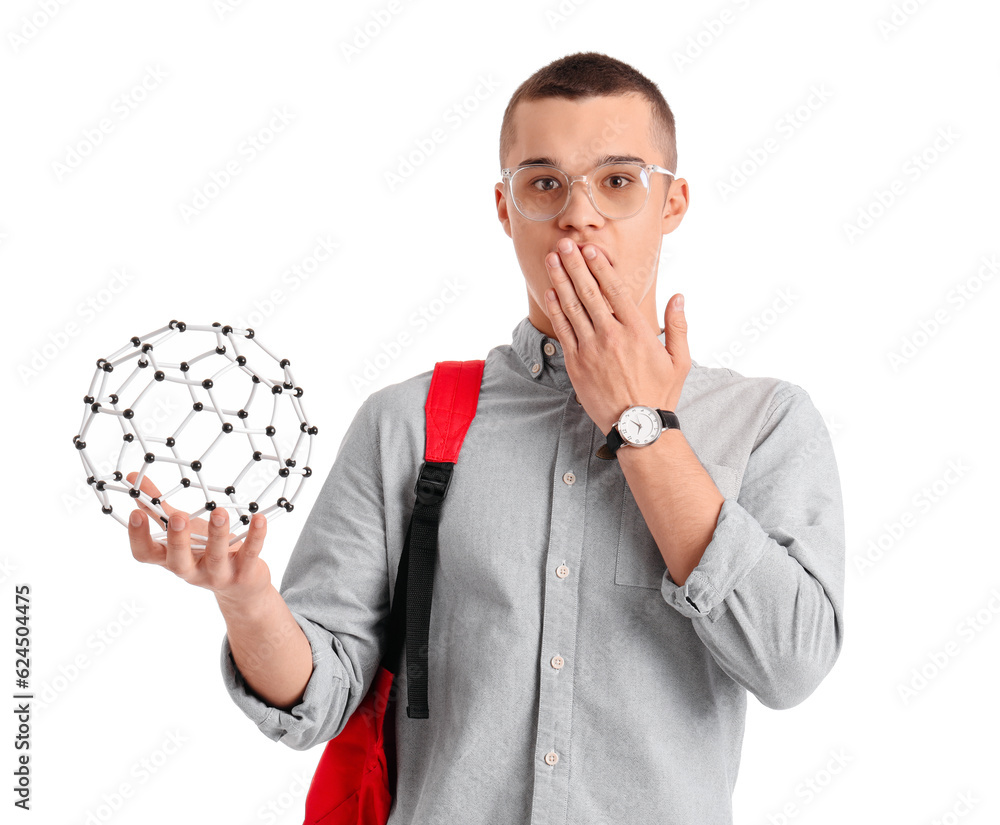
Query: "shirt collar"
510 315 668 388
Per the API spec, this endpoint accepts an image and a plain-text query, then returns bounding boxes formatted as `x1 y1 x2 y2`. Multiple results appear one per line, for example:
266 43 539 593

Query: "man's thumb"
664 294 689 358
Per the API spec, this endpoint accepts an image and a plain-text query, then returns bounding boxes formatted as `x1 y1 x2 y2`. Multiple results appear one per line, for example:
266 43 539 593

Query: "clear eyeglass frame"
500 162 677 221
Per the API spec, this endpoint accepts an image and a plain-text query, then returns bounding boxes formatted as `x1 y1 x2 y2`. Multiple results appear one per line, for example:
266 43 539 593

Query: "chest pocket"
614 462 741 589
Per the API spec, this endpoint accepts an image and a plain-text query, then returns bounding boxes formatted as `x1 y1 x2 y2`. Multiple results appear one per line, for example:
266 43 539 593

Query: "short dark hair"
499 52 677 176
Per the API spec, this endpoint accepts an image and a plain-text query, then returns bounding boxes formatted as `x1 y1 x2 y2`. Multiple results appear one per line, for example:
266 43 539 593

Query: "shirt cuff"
219 608 349 749
660 498 768 621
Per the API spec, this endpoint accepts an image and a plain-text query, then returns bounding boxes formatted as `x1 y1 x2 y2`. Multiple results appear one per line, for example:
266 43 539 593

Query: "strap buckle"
413 461 454 505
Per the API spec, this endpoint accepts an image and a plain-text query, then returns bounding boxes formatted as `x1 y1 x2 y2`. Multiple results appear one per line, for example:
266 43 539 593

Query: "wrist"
604 406 681 457
215 581 276 623
615 424 684 459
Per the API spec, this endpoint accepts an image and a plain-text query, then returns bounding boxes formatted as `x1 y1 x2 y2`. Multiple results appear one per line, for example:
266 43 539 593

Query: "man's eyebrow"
516 153 647 168
517 156 558 168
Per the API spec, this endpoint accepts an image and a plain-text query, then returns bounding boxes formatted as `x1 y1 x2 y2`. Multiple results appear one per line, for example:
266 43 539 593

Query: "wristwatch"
597 406 681 460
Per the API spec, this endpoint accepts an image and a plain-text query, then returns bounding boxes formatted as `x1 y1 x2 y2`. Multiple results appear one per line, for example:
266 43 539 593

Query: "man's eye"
604 175 632 189
531 177 560 191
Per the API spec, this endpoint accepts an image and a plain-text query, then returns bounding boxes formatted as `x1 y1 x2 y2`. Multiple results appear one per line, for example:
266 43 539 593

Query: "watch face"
618 405 662 446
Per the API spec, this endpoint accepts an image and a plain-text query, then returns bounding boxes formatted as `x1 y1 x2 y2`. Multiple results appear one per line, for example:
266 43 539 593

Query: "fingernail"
583 246 596 259
169 514 185 531
676 294 684 311
253 516 265 529
130 511 142 527
211 512 225 527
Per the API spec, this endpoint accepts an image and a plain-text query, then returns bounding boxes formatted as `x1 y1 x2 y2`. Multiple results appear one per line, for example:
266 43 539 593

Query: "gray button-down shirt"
220 315 845 825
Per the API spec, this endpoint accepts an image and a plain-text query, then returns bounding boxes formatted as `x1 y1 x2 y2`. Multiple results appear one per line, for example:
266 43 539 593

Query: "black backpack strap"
382 460 452 684
400 461 453 719
384 360 484 719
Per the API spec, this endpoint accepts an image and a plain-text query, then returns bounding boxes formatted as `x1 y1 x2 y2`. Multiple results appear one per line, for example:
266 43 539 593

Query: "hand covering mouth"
568 243 613 267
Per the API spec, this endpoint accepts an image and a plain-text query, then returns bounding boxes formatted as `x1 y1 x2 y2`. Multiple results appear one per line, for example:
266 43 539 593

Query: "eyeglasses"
501 162 676 221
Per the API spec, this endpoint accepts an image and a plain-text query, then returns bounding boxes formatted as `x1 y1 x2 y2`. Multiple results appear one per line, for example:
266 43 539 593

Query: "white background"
2 0 998 823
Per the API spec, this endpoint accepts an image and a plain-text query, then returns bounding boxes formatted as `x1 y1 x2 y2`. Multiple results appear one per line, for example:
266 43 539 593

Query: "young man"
127 52 845 824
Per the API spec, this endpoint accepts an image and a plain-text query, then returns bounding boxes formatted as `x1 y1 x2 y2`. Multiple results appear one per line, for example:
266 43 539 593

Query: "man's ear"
660 177 689 235
495 182 513 239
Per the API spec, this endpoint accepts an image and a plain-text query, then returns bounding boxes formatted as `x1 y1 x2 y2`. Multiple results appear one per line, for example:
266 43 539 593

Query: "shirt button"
544 751 559 766
562 471 575 485
550 655 564 669
556 564 569 579
543 341 556 356
530 362 541 374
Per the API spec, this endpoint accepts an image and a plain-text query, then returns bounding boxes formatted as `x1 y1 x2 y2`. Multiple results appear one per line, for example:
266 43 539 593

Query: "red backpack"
302 359 486 824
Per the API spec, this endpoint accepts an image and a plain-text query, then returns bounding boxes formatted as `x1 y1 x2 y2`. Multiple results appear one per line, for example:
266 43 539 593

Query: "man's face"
495 93 688 341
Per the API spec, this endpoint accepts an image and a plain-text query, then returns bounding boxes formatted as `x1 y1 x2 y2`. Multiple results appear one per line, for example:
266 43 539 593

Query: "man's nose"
559 179 603 228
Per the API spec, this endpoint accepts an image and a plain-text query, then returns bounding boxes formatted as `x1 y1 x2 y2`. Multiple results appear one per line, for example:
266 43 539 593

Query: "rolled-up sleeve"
219 392 391 749
660 386 845 710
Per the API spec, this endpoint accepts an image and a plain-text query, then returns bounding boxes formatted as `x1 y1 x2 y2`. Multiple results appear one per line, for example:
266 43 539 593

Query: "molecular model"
72 321 318 549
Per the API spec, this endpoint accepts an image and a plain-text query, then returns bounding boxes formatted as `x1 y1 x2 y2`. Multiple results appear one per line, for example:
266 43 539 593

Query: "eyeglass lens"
510 163 651 220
